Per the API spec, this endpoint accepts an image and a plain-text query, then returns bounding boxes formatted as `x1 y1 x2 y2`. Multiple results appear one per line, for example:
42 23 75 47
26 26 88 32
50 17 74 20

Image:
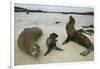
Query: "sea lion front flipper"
62 36 70 45
44 49 52 56
55 47 63 51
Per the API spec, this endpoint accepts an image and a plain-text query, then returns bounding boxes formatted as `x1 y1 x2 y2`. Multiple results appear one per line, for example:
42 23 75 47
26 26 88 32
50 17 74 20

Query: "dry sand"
14 12 94 65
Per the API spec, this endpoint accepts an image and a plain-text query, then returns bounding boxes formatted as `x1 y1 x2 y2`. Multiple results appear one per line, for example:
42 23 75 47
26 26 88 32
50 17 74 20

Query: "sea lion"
77 29 94 36
62 16 94 56
44 33 63 56
82 24 94 28
17 27 42 57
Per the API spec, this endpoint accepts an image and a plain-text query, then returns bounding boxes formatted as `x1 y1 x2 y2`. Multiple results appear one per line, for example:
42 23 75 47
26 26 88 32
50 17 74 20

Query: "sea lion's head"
69 16 75 24
29 44 40 57
50 33 58 39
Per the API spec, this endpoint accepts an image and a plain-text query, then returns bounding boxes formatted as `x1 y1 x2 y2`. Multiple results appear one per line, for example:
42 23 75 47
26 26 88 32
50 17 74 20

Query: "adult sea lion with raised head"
17 27 42 57
62 16 94 56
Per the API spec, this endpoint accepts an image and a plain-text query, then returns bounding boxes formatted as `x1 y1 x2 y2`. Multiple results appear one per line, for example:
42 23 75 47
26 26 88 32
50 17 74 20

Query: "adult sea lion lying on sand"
17 27 42 57
62 16 94 56
44 33 63 56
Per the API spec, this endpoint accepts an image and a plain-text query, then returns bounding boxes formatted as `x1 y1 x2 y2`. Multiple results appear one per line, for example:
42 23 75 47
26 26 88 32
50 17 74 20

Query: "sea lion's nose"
35 53 39 56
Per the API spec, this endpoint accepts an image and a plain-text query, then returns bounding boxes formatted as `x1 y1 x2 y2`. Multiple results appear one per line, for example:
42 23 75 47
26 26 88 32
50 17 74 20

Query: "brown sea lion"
17 27 42 57
62 16 94 56
44 33 63 56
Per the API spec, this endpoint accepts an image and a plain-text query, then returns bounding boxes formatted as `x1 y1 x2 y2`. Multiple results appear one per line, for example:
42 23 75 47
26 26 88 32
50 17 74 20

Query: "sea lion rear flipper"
80 47 92 56
80 44 94 56
44 49 52 56
80 50 90 56
55 47 63 51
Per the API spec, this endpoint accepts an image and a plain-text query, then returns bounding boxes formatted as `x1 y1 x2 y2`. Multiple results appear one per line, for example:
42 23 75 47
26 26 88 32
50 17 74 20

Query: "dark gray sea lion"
17 27 42 57
85 29 94 33
82 24 94 28
77 29 85 33
77 29 94 36
62 16 94 56
44 33 63 56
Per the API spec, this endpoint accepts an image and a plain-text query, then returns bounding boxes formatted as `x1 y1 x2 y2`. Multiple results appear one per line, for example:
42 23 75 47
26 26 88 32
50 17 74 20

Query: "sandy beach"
14 12 94 65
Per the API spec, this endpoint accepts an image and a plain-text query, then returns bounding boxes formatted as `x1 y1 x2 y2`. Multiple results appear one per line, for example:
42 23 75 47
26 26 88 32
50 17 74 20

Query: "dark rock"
56 21 60 24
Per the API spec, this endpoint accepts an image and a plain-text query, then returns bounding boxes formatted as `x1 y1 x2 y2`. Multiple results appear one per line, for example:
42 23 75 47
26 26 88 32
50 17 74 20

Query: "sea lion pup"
17 27 42 57
62 16 94 56
44 33 63 56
